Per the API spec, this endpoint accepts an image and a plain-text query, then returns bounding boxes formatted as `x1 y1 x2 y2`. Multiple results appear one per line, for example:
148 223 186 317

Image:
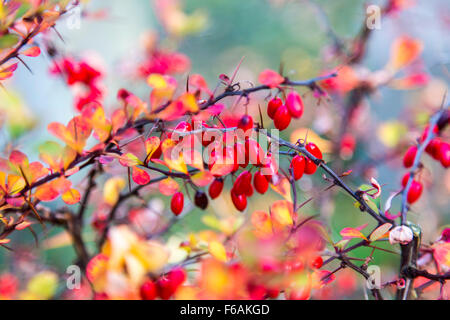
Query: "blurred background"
1 0 449 299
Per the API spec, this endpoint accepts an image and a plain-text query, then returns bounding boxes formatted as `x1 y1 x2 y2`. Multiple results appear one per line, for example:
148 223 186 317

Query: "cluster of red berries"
228 169 271 211
290 143 323 179
401 124 449 204
267 92 304 131
403 125 450 169
140 268 187 300
164 114 281 214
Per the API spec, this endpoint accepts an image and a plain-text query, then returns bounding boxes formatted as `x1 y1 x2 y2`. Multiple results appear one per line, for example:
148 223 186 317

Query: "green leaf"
14 3 32 20
0 33 20 49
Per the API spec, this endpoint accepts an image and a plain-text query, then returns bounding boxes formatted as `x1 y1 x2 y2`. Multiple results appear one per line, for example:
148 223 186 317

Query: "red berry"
311 256 323 269
440 228 450 242
140 280 158 300
157 268 187 300
238 115 254 133
209 178 224 199
407 180 423 204
340 133 356 157
156 277 176 300
304 158 317 175
290 155 305 181
248 284 267 300
245 184 254 197
420 124 439 143
234 171 252 195
425 138 441 160
273 105 291 131
439 142 450 168
285 92 304 118
266 288 280 299
401 173 412 188
306 143 323 160
170 192 184 216
267 97 283 119
231 189 247 212
167 268 187 287
117 88 130 101
303 143 322 175
245 139 263 167
403 146 417 168
254 171 269 194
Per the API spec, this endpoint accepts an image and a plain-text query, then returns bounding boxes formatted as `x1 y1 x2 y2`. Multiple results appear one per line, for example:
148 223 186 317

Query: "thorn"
127 167 132 193
279 61 285 76
52 26 66 44
230 56 245 85
258 104 264 129
16 56 33 74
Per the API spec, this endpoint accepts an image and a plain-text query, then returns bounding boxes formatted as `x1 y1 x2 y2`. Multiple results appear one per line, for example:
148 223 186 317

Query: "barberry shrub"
0 0 448 301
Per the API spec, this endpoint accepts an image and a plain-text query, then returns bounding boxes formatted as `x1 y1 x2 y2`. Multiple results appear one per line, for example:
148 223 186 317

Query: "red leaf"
132 167 151 186
258 69 285 88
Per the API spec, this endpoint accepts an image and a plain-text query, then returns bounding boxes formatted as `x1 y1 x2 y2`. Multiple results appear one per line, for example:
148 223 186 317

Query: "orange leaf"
21 46 41 57
0 63 18 80
82 104 112 142
145 136 161 162
270 177 292 202
35 177 71 202
388 36 423 70
159 177 179 196
270 200 294 233
258 69 285 88
340 227 367 240
162 139 188 174
251 211 273 238
86 254 109 291
16 221 32 230
191 171 213 187
48 116 92 154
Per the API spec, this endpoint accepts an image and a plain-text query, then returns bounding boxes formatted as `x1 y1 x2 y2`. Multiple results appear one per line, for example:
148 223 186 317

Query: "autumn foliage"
0 0 448 301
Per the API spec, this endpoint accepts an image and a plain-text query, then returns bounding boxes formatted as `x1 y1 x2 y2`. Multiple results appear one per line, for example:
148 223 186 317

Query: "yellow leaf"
209 241 228 262
270 200 294 233
103 177 126 206
377 121 408 148
26 271 58 300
